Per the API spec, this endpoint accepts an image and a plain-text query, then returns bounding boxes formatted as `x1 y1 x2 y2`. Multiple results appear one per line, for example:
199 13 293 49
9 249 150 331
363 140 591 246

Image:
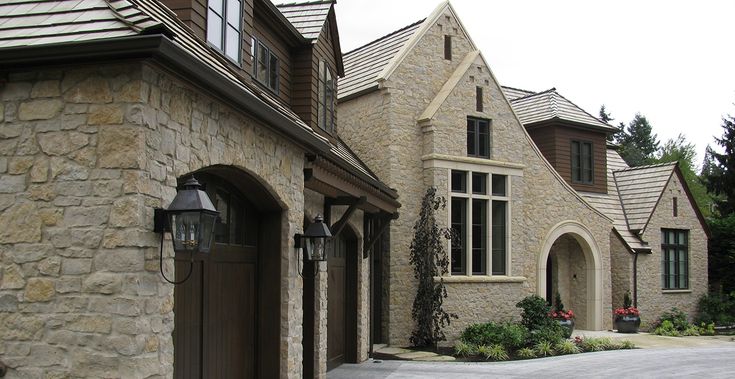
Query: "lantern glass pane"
170 211 201 253
312 237 326 261
199 212 217 253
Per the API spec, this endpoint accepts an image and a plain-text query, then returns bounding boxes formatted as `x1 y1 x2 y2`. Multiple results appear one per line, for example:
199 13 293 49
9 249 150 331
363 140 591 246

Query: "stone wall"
610 231 633 313
339 6 613 346
0 61 309 378
637 174 708 324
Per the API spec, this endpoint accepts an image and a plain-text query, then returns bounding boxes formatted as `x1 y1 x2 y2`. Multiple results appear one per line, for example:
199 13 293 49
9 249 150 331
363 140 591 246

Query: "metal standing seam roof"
0 0 392 198
614 161 676 232
509 88 617 132
338 19 424 100
276 1 332 41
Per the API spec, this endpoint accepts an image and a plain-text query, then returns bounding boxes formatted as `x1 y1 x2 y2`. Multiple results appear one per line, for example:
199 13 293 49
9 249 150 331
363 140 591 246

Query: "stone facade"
0 61 314 378
637 174 708 324
339 6 613 347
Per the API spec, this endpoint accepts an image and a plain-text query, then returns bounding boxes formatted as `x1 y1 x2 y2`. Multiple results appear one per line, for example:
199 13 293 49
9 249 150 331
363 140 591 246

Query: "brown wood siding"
293 46 315 126
252 6 293 104
160 0 206 40
528 123 608 194
528 126 557 167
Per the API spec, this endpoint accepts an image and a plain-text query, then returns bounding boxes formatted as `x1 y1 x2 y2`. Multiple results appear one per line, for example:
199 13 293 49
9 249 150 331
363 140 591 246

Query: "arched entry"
538 221 603 330
327 224 358 371
173 166 283 378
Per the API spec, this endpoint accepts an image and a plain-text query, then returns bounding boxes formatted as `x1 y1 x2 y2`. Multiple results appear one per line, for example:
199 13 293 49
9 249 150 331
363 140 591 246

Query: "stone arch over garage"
538 220 603 330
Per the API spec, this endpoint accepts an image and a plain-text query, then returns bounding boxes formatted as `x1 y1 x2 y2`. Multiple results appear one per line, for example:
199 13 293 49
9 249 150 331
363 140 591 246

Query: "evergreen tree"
617 113 660 167
599 105 620 142
656 134 712 217
704 114 735 216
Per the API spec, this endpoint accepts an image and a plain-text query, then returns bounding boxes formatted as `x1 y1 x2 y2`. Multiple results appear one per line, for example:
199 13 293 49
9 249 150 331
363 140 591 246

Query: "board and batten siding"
527 123 608 194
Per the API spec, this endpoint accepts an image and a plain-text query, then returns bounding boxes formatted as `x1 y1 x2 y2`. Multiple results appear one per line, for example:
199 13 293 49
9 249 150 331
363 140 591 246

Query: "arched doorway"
327 225 358 371
173 167 282 378
538 221 603 330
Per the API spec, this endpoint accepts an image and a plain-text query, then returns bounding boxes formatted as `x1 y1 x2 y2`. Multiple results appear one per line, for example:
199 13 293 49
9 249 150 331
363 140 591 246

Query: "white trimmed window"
207 0 242 63
450 170 509 276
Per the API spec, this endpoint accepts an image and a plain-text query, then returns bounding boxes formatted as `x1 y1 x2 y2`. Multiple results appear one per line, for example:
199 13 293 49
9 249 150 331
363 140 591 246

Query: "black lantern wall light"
154 177 219 284
295 215 332 275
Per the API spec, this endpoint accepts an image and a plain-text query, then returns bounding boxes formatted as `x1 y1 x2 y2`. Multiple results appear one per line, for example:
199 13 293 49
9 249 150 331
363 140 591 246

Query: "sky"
277 0 735 168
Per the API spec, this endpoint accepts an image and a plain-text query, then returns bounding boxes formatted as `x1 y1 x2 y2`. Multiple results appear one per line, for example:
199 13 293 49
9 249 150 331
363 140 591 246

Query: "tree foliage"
616 113 660 167
704 114 735 217
599 105 619 142
655 134 713 217
409 187 457 347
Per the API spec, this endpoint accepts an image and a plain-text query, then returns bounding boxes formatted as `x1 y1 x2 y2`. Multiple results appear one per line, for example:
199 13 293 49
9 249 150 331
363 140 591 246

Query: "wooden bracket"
363 212 398 257
328 196 366 238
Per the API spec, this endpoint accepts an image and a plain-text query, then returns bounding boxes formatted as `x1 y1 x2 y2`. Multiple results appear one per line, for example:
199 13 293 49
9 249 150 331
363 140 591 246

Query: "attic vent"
673 197 678 217
444 35 452 60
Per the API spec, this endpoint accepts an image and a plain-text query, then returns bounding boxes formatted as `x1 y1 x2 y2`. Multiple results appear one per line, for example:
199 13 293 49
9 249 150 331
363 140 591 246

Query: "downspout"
633 251 639 308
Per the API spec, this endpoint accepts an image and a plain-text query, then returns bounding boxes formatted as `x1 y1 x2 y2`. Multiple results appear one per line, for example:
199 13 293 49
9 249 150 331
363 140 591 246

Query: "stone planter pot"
615 315 641 333
556 318 575 338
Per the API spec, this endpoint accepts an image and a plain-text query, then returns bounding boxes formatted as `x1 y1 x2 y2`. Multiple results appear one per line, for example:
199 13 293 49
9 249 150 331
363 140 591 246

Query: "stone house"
504 87 709 324
0 0 399 377
339 1 615 346
339 0 708 348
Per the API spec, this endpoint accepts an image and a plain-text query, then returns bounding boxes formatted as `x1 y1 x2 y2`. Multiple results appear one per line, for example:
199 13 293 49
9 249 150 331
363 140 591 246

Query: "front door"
174 174 259 378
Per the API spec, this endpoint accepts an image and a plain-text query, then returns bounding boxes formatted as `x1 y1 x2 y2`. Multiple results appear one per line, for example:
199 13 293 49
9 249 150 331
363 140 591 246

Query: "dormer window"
318 60 335 133
207 0 242 63
252 37 279 93
571 140 593 184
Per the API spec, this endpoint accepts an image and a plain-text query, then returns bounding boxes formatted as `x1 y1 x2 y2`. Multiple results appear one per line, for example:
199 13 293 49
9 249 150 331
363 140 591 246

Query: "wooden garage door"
174 176 259 378
327 228 357 371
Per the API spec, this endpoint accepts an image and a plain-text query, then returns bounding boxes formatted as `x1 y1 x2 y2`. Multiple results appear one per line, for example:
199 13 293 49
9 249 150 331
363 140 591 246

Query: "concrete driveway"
329 333 735 378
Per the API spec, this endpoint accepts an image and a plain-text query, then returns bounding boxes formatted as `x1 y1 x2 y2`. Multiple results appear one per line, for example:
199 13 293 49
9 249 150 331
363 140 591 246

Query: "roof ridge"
501 85 536 94
276 0 333 7
549 91 559 118
552 90 614 129
343 18 425 56
510 87 556 102
615 161 677 173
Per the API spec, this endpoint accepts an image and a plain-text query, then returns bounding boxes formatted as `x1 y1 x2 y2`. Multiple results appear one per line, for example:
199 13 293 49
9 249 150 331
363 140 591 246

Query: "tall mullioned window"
251 37 279 92
467 117 491 159
661 229 688 290
450 170 509 276
318 60 335 133
207 0 242 62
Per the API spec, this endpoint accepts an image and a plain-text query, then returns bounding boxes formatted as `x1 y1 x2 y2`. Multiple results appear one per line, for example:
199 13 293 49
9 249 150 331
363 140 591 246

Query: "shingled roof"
339 19 423 100
614 161 677 232
580 150 652 252
276 0 332 40
508 88 617 132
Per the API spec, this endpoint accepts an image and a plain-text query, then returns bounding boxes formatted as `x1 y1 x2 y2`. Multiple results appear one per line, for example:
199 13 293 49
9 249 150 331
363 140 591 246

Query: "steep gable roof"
501 86 535 100
340 1 475 100
276 0 332 40
340 19 423 100
614 161 677 232
509 88 617 132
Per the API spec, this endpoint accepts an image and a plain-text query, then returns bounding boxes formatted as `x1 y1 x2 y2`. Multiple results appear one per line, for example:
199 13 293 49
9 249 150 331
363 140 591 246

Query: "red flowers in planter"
549 309 575 320
614 307 640 317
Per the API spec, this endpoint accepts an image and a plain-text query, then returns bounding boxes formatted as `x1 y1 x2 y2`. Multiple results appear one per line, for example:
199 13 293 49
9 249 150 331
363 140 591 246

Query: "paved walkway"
369 330 735 361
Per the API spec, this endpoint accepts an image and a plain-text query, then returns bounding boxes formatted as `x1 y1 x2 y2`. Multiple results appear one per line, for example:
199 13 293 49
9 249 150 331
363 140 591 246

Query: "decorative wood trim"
436 275 527 284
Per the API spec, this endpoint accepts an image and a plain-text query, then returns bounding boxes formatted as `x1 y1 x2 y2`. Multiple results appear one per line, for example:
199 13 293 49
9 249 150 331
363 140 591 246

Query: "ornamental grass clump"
555 340 581 355
515 347 536 359
534 341 554 357
453 341 477 358
478 344 509 361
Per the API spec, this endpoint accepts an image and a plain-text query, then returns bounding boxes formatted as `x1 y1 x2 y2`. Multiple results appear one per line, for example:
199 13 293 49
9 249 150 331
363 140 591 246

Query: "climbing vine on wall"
409 187 457 347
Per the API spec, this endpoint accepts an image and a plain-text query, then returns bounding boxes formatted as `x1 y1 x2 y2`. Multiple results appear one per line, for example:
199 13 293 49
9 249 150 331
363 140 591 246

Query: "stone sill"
435 275 527 284
662 289 692 294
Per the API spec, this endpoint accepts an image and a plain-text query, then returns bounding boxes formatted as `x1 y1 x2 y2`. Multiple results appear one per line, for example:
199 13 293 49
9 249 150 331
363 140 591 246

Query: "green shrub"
697 293 735 326
620 340 636 349
698 322 716 336
528 324 565 346
653 320 681 336
577 337 606 352
459 322 528 350
534 341 554 357
659 308 689 331
453 341 477 357
516 347 536 359
516 295 555 331
478 344 509 361
683 325 701 336
555 340 581 355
